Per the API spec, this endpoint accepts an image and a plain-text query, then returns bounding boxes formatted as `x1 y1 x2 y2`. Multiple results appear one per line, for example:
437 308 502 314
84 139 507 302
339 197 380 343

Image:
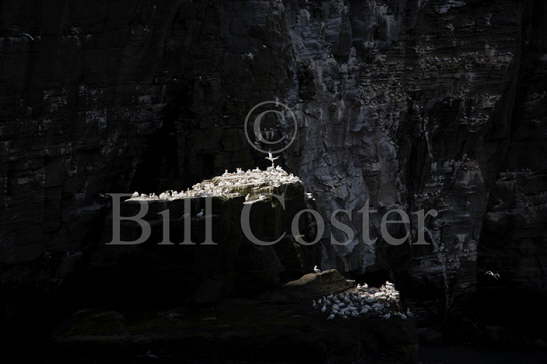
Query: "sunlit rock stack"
85 166 318 307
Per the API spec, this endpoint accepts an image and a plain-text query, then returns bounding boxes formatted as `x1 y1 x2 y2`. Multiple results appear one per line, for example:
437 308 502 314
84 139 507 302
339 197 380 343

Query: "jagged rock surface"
0 0 546 324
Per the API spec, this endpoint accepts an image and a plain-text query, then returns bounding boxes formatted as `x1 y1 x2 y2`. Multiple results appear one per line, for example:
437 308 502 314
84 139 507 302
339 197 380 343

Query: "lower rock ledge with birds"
53 270 417 364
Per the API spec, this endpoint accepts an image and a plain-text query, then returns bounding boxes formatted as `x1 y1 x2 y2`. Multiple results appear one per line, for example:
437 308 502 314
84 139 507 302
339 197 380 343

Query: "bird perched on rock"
265 152 279 167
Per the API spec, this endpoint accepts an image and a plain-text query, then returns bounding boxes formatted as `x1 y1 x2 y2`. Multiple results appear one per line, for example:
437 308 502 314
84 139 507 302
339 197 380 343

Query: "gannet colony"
313 282 413 320
128 166 301 202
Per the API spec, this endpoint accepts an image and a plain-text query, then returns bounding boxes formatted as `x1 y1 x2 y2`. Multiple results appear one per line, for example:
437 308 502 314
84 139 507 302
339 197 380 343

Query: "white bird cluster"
312 282 413 321
129 166 301 202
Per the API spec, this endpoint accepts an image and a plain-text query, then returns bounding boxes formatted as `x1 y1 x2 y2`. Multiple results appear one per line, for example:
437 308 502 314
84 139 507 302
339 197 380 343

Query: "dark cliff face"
0 0 545 324
480 0 547 295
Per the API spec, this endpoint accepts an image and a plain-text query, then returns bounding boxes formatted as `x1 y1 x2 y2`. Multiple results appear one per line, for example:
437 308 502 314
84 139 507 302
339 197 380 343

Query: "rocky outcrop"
64 167 320 308
53 270 417 364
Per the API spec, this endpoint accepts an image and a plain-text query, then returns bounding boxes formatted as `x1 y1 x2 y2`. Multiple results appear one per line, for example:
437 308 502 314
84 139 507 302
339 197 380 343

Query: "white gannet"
266 152 279 167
